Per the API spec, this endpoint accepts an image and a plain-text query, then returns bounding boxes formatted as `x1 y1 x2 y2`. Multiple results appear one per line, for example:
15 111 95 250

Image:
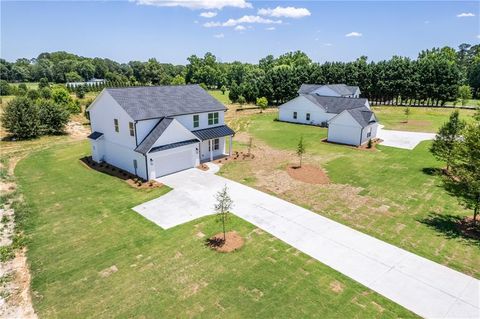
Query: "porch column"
209 139 213 161
229 135 233 156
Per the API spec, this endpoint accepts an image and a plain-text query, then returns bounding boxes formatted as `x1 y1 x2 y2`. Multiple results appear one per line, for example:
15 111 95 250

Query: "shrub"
199 83 208 90
27 89 40 101
38 77 50 89
75 85 86 99
68 100 82 114
220 85 227 94
39 87 52 99
0 80 12 96
37 99 70 135
17 83 28 96
1 97 40 139
256 97 268 112
238 95 246 105
367 139 373 149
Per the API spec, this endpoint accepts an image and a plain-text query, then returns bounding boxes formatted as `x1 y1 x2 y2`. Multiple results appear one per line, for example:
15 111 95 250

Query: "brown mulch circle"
286 164 330 184
205 231 244 253
80 156 163 190
457 217 480 240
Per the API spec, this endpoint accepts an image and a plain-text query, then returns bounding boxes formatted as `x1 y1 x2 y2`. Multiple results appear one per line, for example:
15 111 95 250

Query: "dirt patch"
213 151 255 165
80 156 163 190
0 182 16 194
205 231 244 253
286 164 330 184
457 217 480 240
65 121 90 140
329 280 345 293
400 120 431 127
99 265 118 278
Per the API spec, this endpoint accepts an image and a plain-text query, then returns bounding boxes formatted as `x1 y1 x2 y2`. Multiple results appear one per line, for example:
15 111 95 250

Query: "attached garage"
147 140 199 178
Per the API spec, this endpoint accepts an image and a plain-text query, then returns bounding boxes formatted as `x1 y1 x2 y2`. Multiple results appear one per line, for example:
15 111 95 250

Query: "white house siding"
88 91 148 179
136 119 160 144
147 143 199 178
359 123 379 145
174 111 225 131
278 96 334 125
327 112 363 146
150 119 198 149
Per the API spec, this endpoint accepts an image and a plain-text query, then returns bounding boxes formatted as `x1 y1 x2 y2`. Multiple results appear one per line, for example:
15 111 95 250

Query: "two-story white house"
278 84 378 146
87 85 235 179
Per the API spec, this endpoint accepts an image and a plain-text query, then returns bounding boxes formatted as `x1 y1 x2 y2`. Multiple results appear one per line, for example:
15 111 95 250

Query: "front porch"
191 125 235 163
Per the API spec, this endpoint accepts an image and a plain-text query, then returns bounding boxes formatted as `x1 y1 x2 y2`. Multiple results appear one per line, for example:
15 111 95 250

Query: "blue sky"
1 1 479 64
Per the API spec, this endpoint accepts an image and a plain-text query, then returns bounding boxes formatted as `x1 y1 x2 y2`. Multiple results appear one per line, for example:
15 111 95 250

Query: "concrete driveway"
133 166 479 318
377 125 436 150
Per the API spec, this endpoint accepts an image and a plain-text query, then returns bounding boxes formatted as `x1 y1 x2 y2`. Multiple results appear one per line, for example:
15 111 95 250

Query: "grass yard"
221 113 480 278
208 89 231 104
372 106 475 132
14 141 415 318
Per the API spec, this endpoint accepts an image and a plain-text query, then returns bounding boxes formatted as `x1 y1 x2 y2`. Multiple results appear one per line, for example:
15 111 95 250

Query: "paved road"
133 166 479 318
377 125 436 150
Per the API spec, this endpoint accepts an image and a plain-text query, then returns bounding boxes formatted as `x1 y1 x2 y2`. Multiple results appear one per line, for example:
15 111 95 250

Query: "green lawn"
15 142 415 318
372 106 475 132
208 89 231 104
221 113 480 278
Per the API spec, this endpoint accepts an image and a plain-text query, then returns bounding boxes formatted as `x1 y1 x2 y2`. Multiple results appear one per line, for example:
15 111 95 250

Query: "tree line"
1 43 479 106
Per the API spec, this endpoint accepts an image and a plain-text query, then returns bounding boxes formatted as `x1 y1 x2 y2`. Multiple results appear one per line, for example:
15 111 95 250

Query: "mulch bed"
286 164 330 184
213 151 255 165
205 231 244 253
196 163 209 171
457 217 480 240
80 156 163 190
356 138 383 151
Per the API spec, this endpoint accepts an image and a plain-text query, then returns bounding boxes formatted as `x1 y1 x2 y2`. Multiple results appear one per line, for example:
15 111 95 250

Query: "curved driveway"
133 167 479 318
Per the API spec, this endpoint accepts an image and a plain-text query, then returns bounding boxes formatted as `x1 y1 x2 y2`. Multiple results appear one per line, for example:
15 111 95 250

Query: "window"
208 138 220 151
208 112 219 125
367 132 371 138
129 122 135 136
293 112 297 119
114 119 119 132
193 115 199 128
306 113 310 121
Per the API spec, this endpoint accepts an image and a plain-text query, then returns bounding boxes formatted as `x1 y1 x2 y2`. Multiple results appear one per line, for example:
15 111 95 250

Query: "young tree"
1 97 40 139
75 85 86 99
171 75 186 85
457 85 472 106
448 118 480 225
0 80 12 96
430 110 466 171
256 96 268 113
297 136 305 168
214 185 234 242
237 95 246 106
38 77 50 89
220 85 227 95
37 99 70 135
404 107 411 123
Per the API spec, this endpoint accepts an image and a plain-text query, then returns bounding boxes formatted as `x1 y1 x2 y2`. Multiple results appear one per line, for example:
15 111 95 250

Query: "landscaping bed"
286 164 330 184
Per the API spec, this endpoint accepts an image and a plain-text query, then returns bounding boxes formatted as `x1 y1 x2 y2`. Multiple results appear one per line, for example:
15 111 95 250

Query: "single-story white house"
86 85 235 180
278 84 378 146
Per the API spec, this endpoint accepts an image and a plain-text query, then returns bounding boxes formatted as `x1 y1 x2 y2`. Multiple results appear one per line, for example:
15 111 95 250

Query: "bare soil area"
286 164 330 184
206 231 244 253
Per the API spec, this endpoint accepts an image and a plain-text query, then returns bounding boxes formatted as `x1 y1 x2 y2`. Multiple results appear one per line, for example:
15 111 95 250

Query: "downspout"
134 121 149 181
359 126 364 146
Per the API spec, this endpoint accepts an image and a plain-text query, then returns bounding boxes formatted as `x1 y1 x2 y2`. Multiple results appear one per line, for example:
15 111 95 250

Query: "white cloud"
457 12 475 18
345 31 362 37
204 15 282 27
477 35 480 39
324 43 333 47
234 25 246 31
257 6 311 18
266 26 275 31
133 0 252 10
213 33 225 38
200 11 217 18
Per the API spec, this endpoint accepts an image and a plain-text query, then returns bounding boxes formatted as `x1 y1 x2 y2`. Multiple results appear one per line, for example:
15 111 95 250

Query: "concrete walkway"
377 125 436 150
133 166 480 318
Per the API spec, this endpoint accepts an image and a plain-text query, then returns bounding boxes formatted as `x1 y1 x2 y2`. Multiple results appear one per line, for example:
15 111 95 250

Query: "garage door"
153 147 196 178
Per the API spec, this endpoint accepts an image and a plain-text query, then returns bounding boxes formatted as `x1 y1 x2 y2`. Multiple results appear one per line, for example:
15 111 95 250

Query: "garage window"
208 112 219 125
367 132 371 138
293 112 297 119
129 122 135 136
306 113 310 121
193 115 199 128
114 119 119 132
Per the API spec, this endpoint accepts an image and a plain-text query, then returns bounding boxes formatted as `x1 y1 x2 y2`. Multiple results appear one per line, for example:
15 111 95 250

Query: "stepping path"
133 165 479 318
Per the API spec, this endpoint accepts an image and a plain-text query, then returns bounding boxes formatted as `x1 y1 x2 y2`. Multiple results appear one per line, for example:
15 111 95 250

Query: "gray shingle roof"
106 85 226 121
192 125 235 141
304 95 369 114
150 139 199 153
346 107 377 128
134 118 175 154
87 131 103 140
298 84 359 96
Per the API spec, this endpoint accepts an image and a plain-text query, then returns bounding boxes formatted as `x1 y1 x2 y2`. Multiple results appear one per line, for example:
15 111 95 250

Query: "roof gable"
298 83 360 96
106 85 226 121
305 95 368 114
346 107 377 127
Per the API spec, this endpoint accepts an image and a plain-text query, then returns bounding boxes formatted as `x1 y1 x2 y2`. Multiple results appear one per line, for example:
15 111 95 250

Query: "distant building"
67 78 107 88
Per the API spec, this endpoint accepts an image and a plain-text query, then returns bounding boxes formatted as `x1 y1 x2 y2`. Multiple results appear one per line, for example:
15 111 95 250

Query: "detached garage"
327 108 378 146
